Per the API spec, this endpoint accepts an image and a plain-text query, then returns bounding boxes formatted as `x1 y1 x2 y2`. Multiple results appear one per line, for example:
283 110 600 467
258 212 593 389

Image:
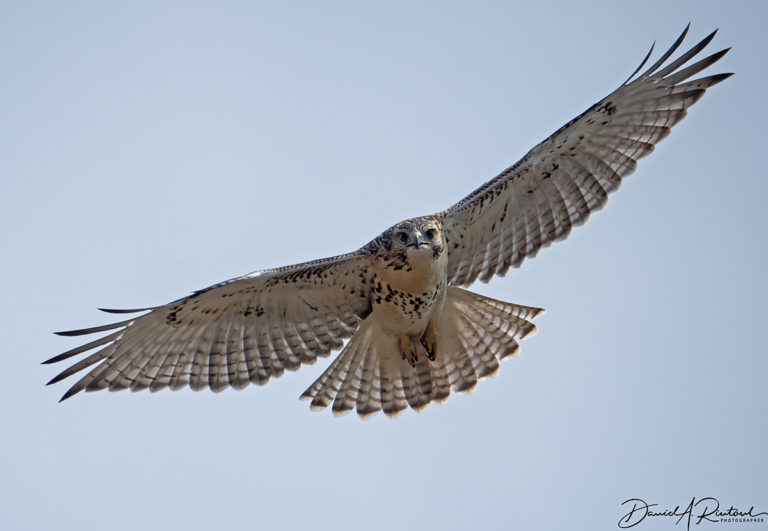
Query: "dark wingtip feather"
55 329 99 337
699 47 731 68
638 23 692 79
58 387 80 402
46 371 69 386
652 28 722 80
695 28 719 54
98 307 151 314
710 47 732 67
624 41 655 85
43 348 86 366
55 330 86 337
718 72 735 82
54 317 135 337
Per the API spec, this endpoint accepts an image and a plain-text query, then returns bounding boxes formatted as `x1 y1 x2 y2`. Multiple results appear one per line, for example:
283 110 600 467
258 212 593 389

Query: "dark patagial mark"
166 307 182 326
243 304 265 317
597 100 616 116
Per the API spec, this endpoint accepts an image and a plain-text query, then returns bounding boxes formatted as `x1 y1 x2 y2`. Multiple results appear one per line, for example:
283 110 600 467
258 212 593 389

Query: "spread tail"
300 286 543 418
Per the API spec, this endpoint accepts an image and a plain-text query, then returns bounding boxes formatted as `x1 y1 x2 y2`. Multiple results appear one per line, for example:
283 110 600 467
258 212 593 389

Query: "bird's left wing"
44 251 373 401
442 26 731 286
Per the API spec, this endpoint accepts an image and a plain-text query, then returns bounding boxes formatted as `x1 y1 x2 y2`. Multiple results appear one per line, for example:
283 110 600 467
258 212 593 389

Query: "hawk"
45 26 731 417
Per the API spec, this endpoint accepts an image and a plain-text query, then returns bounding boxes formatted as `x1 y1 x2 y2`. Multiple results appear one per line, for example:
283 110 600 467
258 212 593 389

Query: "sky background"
2 1 766 530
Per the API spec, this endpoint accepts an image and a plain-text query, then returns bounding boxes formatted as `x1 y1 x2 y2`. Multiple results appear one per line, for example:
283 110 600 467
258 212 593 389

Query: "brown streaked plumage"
45 26 731 417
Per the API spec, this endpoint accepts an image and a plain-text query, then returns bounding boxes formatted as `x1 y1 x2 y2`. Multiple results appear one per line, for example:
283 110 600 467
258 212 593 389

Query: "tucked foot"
399 335 418 368
420 321 438 361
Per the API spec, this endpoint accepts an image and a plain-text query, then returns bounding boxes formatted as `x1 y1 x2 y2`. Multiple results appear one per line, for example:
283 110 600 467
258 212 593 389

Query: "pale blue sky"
2 2 766 530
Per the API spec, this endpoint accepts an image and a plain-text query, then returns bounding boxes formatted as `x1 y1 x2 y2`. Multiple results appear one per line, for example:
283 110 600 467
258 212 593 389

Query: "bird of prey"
45 26 731 417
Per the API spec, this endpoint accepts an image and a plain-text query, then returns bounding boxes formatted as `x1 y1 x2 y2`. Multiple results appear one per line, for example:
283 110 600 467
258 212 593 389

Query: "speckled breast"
369 248 448 336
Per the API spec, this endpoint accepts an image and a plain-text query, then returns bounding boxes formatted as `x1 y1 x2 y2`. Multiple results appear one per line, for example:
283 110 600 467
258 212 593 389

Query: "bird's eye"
396 231 409 244
425 228 437 240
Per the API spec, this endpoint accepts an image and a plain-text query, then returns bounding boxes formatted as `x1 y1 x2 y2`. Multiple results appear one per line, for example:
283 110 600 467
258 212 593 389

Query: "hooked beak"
412 230 424 249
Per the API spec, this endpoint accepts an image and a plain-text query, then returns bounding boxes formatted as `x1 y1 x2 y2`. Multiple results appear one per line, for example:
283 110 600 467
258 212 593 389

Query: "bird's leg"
420 321 438 361
399 335 418 368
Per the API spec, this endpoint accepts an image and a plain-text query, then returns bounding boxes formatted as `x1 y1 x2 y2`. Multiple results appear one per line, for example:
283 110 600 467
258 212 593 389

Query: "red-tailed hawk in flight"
45 26 731 417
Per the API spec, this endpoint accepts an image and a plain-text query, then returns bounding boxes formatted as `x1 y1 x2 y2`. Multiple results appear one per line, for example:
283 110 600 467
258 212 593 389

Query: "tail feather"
434 314 478 393
459 305 525 363
355 351 381 417
457 314 501 378
402 355 433 411
382 372 407 417
429 360 452 403
300 286 543 418
380 346 413 417
443 333 479 393
302 333 359 410
329 334 369 415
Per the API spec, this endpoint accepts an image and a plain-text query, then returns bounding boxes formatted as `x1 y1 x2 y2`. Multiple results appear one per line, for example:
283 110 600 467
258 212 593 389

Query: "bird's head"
380 217 445 259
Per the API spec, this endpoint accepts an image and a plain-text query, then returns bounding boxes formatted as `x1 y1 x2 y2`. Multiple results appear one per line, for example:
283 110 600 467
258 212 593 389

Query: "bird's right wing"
441 25 731 286
44 251 374 401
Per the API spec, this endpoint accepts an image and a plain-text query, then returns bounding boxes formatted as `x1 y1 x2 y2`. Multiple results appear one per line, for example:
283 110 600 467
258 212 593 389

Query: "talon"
420 321 438 361
399 335 418 368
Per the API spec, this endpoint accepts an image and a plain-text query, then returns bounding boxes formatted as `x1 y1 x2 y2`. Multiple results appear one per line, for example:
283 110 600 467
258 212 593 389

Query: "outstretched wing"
442 25 732 286
44 252 373 401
